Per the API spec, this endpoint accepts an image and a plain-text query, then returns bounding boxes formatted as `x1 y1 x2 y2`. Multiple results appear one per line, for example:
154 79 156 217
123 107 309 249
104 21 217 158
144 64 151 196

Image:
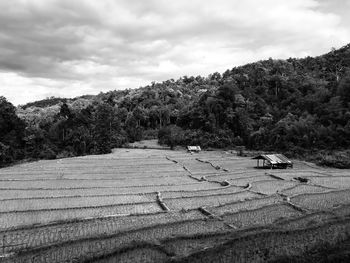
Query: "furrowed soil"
0 147 349 262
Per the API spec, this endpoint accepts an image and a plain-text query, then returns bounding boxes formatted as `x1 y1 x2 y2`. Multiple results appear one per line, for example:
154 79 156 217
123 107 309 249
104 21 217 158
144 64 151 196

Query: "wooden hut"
187 146 201 153
252 154 293 169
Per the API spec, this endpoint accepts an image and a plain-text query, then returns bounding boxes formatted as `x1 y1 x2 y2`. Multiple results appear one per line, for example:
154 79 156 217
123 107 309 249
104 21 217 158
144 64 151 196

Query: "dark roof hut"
252 154 293 169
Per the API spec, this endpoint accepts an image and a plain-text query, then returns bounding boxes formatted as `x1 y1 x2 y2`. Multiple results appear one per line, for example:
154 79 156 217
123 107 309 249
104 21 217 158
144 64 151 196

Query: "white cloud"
0 0 349 105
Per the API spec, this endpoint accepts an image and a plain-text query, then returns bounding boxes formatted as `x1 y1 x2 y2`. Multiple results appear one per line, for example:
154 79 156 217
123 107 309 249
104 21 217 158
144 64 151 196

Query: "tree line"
1 44 350 167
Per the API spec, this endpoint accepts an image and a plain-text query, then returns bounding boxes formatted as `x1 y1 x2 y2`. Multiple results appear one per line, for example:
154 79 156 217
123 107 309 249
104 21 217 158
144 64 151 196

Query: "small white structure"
187 146 201 153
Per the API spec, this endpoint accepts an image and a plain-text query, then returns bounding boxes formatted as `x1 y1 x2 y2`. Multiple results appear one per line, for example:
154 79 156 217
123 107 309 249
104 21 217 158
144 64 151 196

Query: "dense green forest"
1 44 350 168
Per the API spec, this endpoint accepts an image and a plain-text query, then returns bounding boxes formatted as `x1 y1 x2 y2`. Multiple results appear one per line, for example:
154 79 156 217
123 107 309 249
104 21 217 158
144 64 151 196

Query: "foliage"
0 96 25 166
1 44 350 166
158 125 184 149
21 96 68 109
313 150 350 169
0 142 12 165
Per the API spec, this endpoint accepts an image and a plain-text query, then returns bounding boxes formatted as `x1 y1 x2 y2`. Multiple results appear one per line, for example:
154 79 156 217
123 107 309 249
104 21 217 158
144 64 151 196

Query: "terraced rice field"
0 147 349 262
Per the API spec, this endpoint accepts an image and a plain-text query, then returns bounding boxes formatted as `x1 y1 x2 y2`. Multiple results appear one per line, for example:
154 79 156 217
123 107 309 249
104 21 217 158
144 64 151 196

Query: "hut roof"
187 146 201 152
252 154 292 165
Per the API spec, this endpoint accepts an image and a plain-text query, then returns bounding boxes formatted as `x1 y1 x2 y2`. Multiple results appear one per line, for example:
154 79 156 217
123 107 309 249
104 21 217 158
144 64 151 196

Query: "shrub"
57 150 75 159
158 125 184 149
39 146 57 160
110 131 128 148
127 127 143 143
0 142 13 166
314 151 350 169
143 129 158 140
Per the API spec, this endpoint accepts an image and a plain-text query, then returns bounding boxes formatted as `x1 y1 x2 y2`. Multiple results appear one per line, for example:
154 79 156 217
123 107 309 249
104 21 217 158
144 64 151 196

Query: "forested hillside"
1 44 350 167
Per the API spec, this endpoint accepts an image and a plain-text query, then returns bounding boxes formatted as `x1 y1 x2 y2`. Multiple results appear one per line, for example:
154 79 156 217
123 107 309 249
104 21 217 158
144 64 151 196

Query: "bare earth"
0 148 349 262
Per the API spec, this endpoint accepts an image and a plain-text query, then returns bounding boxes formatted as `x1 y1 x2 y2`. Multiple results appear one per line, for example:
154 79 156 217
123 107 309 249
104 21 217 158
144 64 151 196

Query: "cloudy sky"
0 0 349 105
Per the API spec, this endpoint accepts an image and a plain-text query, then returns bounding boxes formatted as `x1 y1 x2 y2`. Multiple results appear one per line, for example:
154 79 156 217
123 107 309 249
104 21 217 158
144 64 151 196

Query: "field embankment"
0 148 349 262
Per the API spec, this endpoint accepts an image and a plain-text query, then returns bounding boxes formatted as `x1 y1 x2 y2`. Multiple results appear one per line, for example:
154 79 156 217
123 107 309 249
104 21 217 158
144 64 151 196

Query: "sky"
0 0 350 106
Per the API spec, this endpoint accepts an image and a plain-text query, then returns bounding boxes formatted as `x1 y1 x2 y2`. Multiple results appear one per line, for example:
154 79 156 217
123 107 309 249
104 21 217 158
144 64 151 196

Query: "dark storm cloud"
0 0 349 105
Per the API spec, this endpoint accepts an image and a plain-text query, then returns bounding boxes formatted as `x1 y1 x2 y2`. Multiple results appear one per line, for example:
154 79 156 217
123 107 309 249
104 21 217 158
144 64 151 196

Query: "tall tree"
338 71 350 106
93 103 116 154
0 97 25 165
